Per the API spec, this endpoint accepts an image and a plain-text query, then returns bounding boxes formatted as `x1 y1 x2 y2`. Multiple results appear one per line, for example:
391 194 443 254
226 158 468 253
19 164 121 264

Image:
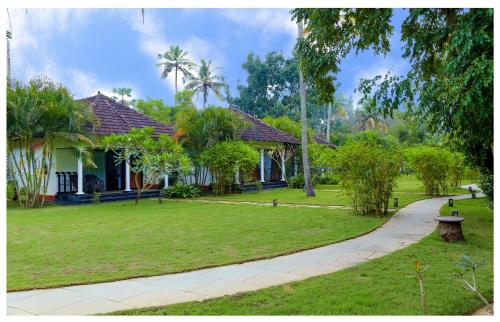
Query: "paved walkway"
7 188 481 316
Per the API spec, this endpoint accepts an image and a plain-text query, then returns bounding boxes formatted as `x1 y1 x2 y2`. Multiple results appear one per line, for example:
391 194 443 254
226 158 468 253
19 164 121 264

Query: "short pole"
393 197 399 208
448 198 454 207
452 210 459 217
273 199 278 207
472 191 476 199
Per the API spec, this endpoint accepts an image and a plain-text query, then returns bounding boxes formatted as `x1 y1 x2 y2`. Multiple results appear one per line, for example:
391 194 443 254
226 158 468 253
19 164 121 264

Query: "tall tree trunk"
174 68 178 94
297 20 315 197
7 36 11 87
327 103 332 142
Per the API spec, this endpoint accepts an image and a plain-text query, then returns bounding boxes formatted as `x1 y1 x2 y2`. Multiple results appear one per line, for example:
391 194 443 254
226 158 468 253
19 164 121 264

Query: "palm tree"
157 45 196 94
112 87 132 105
7 76 95 208
355 98 388 132
184 59 226 108
297 20 315 197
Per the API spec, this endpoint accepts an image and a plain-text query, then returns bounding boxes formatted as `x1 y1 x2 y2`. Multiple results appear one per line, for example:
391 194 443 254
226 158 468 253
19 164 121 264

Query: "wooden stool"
435 216 465 242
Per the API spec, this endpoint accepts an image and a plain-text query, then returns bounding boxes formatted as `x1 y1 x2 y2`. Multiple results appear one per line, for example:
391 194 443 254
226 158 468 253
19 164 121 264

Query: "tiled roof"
313 134 336 148
81 92 174 136
230 108 300 145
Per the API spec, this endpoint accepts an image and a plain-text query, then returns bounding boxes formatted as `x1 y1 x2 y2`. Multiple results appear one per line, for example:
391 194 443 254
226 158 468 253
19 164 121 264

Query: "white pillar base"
76 149 84 194
124 159 132 192
164 174 169 189
260 149 265 183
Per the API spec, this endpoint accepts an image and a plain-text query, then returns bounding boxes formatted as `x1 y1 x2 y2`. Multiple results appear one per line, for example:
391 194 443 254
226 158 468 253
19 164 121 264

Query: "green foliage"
201 141 259 195
162 184 201 199
7 181 16 200
157 45 196 93
453 255 493 312
479 170 493 209
356 9 493 175
314 173 340 185
7 76 95 208
291 8 393 103
293 8 493 189
175 105 248 185
229 52 303 119
308 143 336 172
335 138 403 216
405 146 452 196
112 87 134 106
92 191 101 204
184 59 226 108
448 152 466 188
287 174 306 189
135 98 174 125
262 115 302 140
102 127 192 202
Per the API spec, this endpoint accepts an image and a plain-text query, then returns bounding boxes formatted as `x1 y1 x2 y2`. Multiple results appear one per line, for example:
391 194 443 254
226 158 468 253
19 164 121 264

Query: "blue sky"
9 8 410 108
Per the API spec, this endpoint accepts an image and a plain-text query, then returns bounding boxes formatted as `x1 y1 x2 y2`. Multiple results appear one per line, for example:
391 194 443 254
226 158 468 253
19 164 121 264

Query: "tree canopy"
292 8 493 177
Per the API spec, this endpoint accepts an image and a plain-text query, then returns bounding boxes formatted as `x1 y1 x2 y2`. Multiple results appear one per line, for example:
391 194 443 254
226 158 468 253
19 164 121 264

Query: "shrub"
335 140 403 216
479 170 493 209
7 181 16 201
449 152 466 188
315 173 340 185
201 141 259 195
287 174 305 189
405 146 452 196
162 184 202 199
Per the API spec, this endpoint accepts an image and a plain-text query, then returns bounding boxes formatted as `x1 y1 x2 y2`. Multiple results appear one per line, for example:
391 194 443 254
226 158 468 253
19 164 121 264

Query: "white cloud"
8 8 140 100
350 60 402 109
219 9 296 37
120 9 226 104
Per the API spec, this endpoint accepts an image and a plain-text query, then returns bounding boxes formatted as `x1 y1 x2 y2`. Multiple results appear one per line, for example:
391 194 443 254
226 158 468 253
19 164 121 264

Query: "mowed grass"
114 198 492 315
203 175 467 208
7 200 386 291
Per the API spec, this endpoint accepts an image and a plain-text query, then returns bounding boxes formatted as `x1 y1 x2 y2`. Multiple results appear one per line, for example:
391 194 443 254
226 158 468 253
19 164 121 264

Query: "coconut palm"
184 59 226 108
7 76 96 208
112 87 133 105
157 46 196 94
297 20 315 197
355 97 388 132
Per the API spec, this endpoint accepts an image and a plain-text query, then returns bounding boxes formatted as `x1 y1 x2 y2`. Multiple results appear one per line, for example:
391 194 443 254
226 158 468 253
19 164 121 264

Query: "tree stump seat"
435 216 465 242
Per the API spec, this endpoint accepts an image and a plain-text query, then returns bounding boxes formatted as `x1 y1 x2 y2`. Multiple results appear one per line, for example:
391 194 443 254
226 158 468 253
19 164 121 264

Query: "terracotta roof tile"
230 108 300 145
313 134 336 148
80 93 173 137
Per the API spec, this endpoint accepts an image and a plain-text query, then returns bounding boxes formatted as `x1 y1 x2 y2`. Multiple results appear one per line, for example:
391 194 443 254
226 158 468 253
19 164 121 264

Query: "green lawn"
202 175 468 208
7 200 386 291
115 198 492 315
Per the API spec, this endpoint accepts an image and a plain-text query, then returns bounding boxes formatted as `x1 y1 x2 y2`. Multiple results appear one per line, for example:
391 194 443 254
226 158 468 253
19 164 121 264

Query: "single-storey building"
31 92 312 203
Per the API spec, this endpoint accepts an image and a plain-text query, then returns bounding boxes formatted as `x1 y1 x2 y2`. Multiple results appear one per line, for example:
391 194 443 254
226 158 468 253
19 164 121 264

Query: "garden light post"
273 199 278 207
124 158 131 192
394 198 399 207
76 148 84 195
472 191 476 199
452 210 459 216
449 198 454 207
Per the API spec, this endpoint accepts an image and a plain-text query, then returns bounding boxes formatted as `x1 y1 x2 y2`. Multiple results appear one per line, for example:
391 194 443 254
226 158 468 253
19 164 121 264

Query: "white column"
124 158 131 191
260 149 265 182
164 174 169 189
235 169 240 184
281 154 286 181
76 149 84 195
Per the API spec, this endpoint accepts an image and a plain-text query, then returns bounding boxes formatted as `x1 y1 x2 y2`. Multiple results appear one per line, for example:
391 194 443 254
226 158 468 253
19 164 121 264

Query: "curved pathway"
7 190 480 315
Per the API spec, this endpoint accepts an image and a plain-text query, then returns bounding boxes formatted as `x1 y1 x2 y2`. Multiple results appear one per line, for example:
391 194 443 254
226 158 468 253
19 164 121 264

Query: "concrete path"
7 191 480 316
